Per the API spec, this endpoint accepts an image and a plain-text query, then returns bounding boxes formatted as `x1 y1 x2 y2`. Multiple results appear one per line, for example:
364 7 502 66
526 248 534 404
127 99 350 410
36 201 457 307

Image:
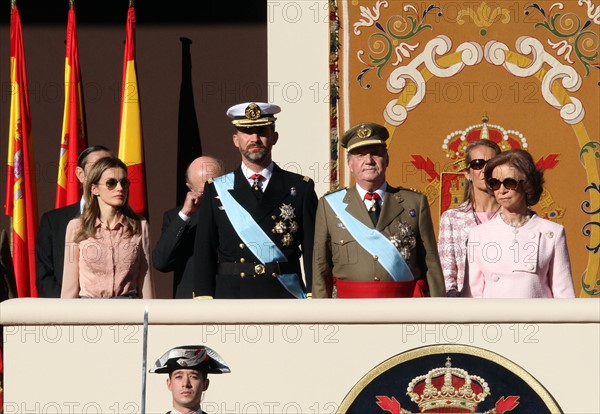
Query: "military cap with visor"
226 102 281 128
341 122 389 152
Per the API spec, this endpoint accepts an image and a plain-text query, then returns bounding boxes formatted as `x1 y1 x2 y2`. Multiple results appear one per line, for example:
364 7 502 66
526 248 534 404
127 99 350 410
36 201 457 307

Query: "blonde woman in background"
438 139 501 296
61 157 154 298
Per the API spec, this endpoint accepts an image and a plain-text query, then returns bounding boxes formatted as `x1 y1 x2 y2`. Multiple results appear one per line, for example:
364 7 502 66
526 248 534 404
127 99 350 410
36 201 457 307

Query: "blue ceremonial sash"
212 173 306 299
324 190 414 282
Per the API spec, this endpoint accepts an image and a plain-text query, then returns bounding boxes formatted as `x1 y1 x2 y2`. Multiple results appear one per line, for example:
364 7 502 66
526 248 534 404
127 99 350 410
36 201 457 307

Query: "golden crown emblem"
441 115 528 164
406 357 490 413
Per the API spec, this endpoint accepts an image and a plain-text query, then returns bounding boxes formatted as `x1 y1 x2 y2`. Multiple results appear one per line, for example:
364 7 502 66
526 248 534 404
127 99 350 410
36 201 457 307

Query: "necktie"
365 192 381 226
249 173 265 193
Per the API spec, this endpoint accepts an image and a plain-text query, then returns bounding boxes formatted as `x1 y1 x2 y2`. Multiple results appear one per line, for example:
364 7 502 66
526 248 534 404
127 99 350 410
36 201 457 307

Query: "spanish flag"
55 3 87 208
4 4 39 297
118 4 148 217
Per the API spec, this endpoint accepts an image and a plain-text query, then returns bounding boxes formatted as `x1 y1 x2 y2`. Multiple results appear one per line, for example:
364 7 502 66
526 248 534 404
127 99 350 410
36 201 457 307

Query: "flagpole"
141 305 148 414
8 0 15 249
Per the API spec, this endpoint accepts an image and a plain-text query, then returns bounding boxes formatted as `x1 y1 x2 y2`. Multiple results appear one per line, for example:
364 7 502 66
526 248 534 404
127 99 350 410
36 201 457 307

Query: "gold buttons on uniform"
240 272 246 278
374 277 380 281
373 255 378 261
272 215 277 220
240 258 246 263
239 243 245 249
272 273 278 278
340 239 344 244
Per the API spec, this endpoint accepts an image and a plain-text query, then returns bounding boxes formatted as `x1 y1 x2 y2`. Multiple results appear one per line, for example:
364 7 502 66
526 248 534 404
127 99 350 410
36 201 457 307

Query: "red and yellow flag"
55 3 87 208
5 5 39 297
118 4 148 217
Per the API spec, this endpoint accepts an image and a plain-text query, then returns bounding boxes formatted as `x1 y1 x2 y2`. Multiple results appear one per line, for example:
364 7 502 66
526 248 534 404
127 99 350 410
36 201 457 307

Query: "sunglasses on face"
487 177 523 191
468 159 488 170
100 178 130 190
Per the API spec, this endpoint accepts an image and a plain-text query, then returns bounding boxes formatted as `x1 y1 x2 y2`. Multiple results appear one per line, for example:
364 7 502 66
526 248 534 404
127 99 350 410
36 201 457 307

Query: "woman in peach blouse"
61 157 154 298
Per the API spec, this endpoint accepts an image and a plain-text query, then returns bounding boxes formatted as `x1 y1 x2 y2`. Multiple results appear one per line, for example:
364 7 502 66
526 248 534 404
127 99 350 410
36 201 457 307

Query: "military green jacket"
312 184 445 298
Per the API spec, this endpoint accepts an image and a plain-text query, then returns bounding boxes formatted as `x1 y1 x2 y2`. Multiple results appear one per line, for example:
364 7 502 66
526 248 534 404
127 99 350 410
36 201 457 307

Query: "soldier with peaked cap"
150 345 230 414
193 102 318 299
312 122 445 298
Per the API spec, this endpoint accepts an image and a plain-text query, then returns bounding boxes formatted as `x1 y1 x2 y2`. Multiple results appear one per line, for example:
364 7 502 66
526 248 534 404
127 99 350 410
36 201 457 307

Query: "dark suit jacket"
312 185 445 297
35 203 80 297
152 207 198 298
194 164 318 298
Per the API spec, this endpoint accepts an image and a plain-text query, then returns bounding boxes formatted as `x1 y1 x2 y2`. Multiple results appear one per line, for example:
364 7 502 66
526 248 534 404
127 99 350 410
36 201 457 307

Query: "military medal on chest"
389 221 416 260
272 202 298 246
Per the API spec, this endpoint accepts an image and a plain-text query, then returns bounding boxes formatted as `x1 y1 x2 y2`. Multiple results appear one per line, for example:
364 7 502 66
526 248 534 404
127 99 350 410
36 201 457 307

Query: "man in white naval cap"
193 102 318 299
150 345 230 414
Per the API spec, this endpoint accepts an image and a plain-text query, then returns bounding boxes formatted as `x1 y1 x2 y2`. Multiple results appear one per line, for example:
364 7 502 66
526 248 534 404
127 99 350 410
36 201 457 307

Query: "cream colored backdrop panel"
1 299 599 413
268 0 331 199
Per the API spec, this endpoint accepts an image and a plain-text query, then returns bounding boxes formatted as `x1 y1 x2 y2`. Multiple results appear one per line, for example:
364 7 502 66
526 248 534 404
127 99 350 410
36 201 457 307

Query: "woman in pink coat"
464 149 575 298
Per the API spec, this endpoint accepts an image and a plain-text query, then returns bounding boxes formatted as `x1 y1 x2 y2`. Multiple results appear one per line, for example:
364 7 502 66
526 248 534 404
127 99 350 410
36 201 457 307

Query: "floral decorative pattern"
580 181 599 296
356 3 442 88
329 0 340 190
353 0 389 35
580 141 600 162
456 1 511 36
525 2 600 76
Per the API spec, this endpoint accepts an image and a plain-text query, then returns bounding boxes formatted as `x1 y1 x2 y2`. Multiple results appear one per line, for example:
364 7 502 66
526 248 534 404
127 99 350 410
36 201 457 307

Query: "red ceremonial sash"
334 277 428 298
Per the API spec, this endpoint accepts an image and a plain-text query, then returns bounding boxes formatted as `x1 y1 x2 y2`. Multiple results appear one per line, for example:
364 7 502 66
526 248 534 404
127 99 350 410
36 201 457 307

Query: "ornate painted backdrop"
330 0 599 297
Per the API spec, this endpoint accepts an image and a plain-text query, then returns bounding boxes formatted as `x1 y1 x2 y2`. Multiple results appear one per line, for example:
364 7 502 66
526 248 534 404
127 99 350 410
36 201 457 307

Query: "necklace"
500 211 531 244
499 211 530 228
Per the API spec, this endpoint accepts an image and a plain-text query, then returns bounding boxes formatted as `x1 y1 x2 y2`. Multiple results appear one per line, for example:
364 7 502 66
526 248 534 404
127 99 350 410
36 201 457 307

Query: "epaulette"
401 186 422 194
303 176 311 182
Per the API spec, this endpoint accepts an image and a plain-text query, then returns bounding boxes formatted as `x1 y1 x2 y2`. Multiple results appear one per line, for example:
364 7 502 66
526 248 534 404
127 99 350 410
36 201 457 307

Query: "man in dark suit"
35 145 112 297
152 156 224 298
312 122 445 298
150 345 230 414
193 102 318 299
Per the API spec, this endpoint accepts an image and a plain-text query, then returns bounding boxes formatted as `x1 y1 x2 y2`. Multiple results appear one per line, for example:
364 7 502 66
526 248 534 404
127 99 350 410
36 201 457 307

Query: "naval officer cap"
149 345 231 375
227 102 281 128
341 122 389 152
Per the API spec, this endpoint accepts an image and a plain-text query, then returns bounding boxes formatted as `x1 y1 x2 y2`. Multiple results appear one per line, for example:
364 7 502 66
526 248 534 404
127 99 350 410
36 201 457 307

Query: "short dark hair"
484 148 544 206
77 145 112 168
168 369 208 380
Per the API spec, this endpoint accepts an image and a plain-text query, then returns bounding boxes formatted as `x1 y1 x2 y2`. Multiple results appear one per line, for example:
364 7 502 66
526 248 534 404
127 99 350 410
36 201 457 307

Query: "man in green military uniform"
312 122 445 298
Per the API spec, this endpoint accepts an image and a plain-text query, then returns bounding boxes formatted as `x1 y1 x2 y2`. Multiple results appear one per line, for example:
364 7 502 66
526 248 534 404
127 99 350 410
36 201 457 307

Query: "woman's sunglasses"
468 159 488 170
487 177 523 191
100 178 130 190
